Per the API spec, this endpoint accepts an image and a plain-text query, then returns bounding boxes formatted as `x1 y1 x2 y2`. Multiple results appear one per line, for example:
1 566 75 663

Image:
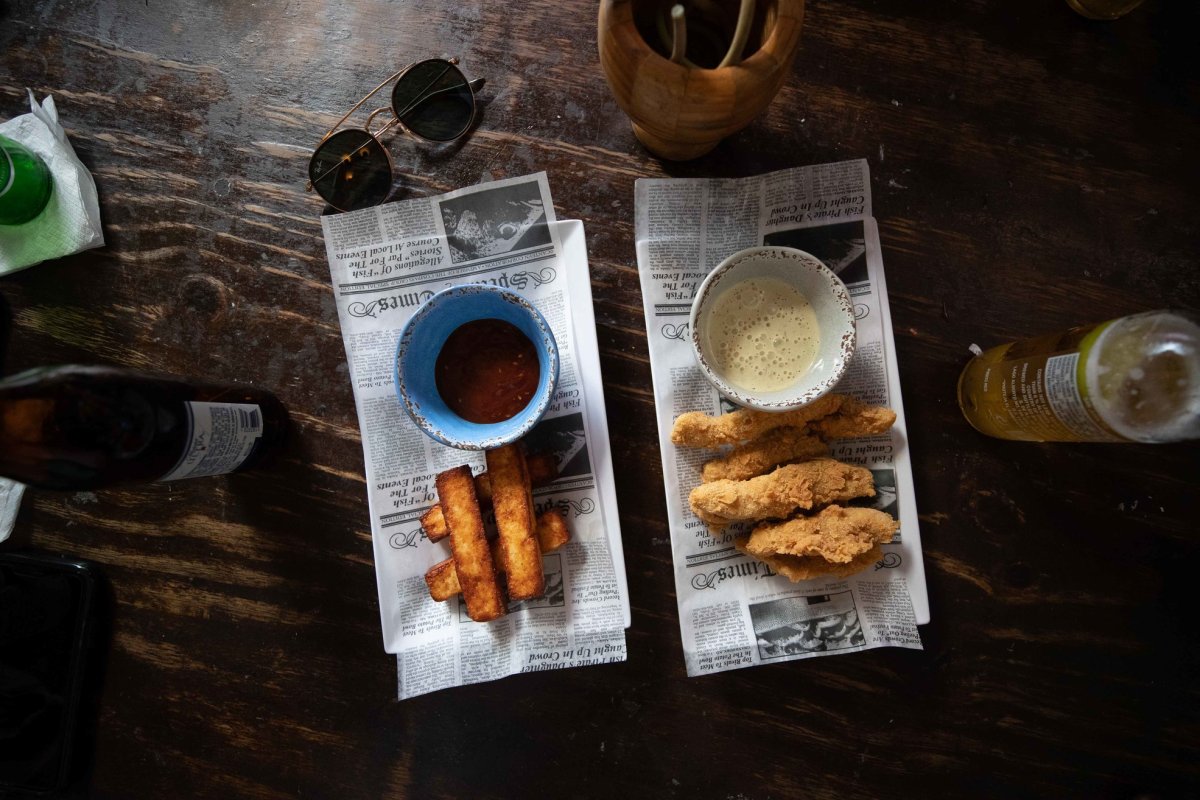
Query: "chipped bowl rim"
688 246 856 412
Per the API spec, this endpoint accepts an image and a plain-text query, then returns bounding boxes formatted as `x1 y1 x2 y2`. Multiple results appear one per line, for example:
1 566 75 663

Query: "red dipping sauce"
435 319 541 424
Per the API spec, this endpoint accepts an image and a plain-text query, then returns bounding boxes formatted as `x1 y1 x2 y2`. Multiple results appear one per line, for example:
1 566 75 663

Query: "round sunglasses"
307 58 484 212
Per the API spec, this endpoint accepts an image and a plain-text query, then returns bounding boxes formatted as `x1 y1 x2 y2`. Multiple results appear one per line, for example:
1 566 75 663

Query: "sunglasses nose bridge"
365 106 395 138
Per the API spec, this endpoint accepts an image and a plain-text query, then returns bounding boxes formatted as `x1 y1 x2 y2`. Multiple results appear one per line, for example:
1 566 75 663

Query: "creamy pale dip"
705 277 820 393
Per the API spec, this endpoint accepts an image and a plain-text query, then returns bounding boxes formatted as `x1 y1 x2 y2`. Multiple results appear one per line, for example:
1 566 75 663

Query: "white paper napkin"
0 91 104 276
0 478 23 543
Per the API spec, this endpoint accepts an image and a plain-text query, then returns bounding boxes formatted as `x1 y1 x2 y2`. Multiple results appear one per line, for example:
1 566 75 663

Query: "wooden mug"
597 0 804 161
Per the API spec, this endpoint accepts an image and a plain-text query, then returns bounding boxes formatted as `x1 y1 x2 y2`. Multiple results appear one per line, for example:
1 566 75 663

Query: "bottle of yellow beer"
0 365 288 490
957 310 1200 443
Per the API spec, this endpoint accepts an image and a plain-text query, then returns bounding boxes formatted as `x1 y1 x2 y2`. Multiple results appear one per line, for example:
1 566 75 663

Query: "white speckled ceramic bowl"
689 246 856 412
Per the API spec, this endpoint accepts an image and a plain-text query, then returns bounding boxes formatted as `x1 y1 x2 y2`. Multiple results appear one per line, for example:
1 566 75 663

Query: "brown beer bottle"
0 365 288 490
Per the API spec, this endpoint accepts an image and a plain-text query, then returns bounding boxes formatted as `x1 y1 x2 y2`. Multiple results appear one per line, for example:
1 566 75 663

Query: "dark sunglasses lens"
391 59 474 142
308 129 392 212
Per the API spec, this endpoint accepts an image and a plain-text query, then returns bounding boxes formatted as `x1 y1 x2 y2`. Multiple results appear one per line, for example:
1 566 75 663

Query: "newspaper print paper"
321 175 628 699
635 160 928 676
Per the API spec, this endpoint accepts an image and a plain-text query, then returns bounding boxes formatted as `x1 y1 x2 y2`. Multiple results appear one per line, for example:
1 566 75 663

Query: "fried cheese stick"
689 459 875 526
735 505 898 582
426 511 570 601
670 394 847 448
700 426 828 482
421 452 558 542
486 443 544 601
436 465 506 621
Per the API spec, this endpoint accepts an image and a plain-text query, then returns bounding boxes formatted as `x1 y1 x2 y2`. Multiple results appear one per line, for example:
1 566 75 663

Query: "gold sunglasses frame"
306 57 485 208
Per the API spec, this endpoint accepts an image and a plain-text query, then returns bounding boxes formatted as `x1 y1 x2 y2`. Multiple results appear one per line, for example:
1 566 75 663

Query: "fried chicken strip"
670 394 847 448
738 544 885 582
672 394 898 450
740 505 898 564
697 398 897 483
734 505 898 582
689 459 875 526
808 396 898 440
700 427 828 482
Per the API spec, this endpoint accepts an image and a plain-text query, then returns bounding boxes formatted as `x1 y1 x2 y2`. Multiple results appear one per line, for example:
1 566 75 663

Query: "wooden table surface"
3 1 1199 797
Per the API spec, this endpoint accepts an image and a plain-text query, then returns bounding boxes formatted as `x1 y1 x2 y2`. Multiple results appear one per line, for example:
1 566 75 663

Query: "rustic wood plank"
2 0 1199 797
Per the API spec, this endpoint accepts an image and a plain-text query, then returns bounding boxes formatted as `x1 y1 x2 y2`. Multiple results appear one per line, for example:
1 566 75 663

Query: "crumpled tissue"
0 478 23 543
0 91 104 276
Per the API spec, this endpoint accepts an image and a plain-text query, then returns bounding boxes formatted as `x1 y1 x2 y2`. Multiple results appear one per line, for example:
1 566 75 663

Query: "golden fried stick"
421 452 558 542
486 443 544 601
740 505 898 564
808 397 897 440
424 559 459 602
689 459 875 526
481 451 557 503
670 393 846 448
737 543 885 582
426 511 571 601
436 465 506 621
419 505 447 542
700 427 828 482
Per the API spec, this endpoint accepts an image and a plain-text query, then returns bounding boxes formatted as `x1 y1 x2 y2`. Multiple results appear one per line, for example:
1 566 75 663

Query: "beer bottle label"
994 351 1122 440
161 402 265 481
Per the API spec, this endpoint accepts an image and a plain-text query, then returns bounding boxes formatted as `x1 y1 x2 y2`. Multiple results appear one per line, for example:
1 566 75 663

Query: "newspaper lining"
634 159 929 676
321 174 629 700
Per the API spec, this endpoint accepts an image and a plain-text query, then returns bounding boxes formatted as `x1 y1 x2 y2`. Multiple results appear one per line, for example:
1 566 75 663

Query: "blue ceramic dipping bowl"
394 284 560 450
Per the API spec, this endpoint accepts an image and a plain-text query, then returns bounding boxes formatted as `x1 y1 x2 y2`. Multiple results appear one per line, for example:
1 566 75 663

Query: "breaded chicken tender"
688 459 875 526
672 394 898 449
740 505 898 565
670 394 847 447
673 392 902 581
737 543 885 582
700 427 828 482
809 397 898 440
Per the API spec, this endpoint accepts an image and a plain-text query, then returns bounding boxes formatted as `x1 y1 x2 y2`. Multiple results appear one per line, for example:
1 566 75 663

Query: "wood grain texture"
2 0 1199 797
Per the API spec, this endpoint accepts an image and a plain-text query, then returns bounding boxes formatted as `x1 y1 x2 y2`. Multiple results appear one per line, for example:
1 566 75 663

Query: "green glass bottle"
0 134 53 225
